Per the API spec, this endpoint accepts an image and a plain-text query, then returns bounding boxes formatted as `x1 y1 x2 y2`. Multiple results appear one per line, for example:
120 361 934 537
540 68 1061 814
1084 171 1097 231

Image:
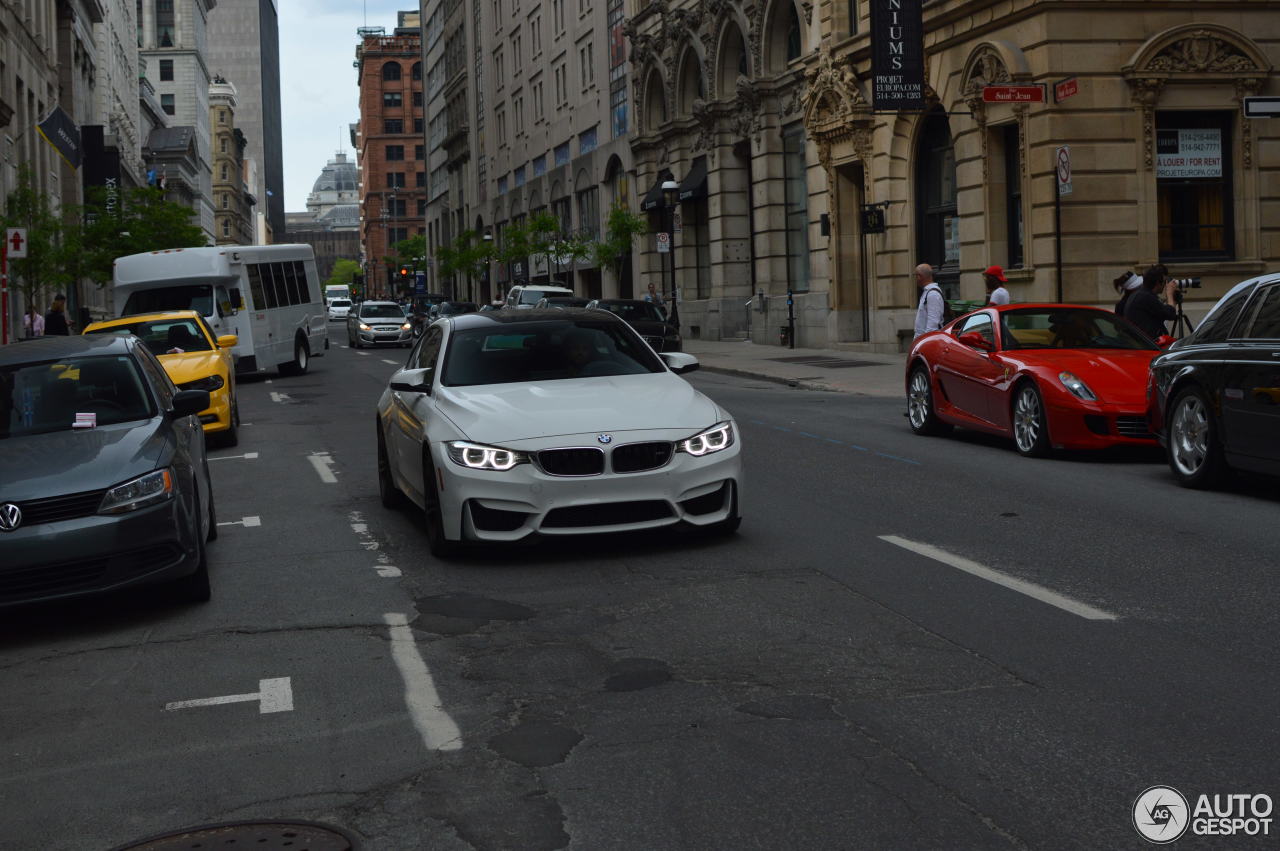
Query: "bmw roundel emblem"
0 503 22 532
597 433 613 444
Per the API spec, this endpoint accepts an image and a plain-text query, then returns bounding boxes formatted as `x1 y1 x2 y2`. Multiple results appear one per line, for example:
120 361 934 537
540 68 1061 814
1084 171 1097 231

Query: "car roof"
515 284 573 293
448 308 625 330
0 332 137 366
85 310 204 330
591 299 652 306
358 300 401 307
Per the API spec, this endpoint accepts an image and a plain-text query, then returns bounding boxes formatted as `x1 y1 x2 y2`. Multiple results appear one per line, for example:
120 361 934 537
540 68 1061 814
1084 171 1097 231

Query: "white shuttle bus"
113 244 329 375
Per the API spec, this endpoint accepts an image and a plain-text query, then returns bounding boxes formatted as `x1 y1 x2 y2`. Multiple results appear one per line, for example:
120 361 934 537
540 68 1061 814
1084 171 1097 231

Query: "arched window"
382 62 402 81
786 4 801 62
915 109 959 287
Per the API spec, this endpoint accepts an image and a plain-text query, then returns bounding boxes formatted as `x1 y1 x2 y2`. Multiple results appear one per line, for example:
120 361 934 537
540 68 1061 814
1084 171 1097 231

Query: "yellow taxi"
83 310 240 446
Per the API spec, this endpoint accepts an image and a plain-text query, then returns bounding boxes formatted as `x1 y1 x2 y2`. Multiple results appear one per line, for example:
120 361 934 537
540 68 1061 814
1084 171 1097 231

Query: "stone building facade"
208 76 253 244
627 0 1280 351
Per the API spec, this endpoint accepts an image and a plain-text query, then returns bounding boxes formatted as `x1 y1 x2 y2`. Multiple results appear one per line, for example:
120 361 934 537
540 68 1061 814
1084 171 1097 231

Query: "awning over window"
640 169 673 211
677 158 707 202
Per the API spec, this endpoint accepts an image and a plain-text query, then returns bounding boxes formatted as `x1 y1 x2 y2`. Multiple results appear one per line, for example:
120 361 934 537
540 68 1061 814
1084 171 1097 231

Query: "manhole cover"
110 820 360 850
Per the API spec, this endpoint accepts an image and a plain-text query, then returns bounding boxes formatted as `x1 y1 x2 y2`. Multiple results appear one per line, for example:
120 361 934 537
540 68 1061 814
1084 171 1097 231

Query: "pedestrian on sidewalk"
1124 265 1178 340
43 295 72 335
643 281 665 305
22 305 45 338
984 265 1010 305
913 264 945 340
1112 270 1142 315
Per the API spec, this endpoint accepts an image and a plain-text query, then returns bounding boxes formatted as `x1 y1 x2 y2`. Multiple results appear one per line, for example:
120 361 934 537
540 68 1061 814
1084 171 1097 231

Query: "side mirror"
389 367 433 394
958 331 994 352
229 288 243 311
169 389 210 419
217 334 239 349
1155 334 1176 349
660 352 700 374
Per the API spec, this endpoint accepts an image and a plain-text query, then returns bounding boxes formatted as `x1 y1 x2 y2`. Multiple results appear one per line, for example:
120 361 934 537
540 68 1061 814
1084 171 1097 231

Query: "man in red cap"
984 265 1010 306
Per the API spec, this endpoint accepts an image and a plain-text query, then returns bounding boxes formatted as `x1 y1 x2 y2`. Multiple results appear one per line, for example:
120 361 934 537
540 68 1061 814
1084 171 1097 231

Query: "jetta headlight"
1058 371 1097 401
98 468 174 514
446 440 528 471
677 421 734 456
179 375 224 392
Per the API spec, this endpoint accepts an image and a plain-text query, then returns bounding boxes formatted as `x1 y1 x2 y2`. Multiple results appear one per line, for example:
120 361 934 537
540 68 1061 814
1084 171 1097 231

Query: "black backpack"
927 288 956 325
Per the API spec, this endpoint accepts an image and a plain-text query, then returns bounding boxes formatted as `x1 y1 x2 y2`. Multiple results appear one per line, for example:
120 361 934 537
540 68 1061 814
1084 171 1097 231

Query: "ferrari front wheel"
907 366 951 436
1012 382 1051 457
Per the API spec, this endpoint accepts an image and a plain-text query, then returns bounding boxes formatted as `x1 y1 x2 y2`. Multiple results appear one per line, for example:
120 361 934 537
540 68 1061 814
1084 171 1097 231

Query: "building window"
847 0 859 36
782 124 810 292
553 0 564 32
389 227 408 244
222 219 231 237
220 109 227 124
220 137 227 154
160 93 175 115
418 198 428 215
222 193 229 209
416 171 426 187
579 42 594 88
384 92 402 108
413 91 423 107
382 62 402 81
388 198 406 217
1157 112 1233 260
159 59 173 81
531 15 541 55
915 108 958 292
155 0 174 47
221 164 229 180
414 117 424 133
384 119 403 134
498 176 508 195
387 172 406 188
578 127 598 155
386 145 405 161
554 142 570 167
554 64 566 106
576 186 599 240
412 62 422 81
415 144 424 160
1003 123 1023 269
786 4 802 62
532 155 546 177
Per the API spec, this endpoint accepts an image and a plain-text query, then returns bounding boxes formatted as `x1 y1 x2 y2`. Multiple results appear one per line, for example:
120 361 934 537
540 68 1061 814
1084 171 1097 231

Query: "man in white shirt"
984 265 1011 305
913 263 944 339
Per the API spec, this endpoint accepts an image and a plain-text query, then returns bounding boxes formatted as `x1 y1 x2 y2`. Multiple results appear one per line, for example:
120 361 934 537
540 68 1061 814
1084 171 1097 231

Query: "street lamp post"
483 230 495 305
661 178 680 329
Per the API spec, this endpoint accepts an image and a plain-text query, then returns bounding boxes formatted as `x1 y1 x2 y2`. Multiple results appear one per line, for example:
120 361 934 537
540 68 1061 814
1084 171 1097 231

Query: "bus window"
247 265 266 310
283 261 303 305
293 261 312 303
123 285 214 317
263 263 282 309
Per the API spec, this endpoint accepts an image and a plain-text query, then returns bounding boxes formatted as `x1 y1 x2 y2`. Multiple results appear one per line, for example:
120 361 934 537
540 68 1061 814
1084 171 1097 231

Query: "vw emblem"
596 433 613 445
0 503 21 532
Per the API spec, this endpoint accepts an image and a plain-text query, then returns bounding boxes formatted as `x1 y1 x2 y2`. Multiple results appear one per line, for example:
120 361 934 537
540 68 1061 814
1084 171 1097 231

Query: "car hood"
0 419 173 502
433 373 720 443
1012 349 1155 405
158 350 227 383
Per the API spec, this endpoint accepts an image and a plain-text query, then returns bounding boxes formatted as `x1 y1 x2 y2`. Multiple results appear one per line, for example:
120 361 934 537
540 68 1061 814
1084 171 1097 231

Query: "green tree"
437 230 494 299
326 258 362 288
498 212 593 285
77 185 207 284
591 203 648 285
0 165 74 324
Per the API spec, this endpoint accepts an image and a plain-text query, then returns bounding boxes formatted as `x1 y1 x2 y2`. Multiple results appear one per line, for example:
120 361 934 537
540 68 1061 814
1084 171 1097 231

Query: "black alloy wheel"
421 456 461 558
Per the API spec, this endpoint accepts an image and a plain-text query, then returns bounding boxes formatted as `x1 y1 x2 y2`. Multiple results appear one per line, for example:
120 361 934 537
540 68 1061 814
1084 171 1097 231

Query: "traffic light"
399 266 409 279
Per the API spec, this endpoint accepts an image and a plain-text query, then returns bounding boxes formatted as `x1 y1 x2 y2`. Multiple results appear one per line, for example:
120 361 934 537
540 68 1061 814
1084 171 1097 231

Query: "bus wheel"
281 336 310 375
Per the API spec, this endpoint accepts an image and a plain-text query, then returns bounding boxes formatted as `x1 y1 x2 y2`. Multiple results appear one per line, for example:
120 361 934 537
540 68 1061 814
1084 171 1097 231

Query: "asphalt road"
1 337 1277 850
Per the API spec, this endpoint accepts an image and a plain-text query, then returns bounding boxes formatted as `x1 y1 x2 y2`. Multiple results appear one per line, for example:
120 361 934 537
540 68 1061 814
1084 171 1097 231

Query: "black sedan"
0 334 215 605
1149 273 1280 487
585 299 683 352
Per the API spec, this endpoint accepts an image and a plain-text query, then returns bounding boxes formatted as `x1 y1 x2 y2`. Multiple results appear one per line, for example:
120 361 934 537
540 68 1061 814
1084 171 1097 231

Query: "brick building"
355 19 426 299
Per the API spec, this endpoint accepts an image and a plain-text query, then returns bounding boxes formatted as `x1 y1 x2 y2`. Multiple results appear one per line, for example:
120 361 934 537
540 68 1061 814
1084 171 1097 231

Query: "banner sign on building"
870 0 925 112
37 105 82 169
81 126 122 221
1156 129 1222 179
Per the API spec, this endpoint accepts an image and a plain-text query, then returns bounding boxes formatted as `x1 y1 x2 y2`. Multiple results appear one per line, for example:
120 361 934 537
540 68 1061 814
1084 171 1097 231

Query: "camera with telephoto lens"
1169 276 1200 304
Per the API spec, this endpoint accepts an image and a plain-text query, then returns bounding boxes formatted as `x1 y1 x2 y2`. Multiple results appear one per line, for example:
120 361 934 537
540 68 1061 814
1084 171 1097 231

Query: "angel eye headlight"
446 441 528 471
678 421 735 457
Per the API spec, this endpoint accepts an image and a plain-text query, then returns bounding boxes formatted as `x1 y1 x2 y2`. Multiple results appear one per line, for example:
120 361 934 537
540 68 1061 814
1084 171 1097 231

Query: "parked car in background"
0 334 216 606
1149 273 1280 488
504 284 574 309
586 299 683 352
83 310 240 447
327 298 352 321
906 304 1164 456
348 301 414 348
435 301 480 318
534 296 592 310
375 309 741 556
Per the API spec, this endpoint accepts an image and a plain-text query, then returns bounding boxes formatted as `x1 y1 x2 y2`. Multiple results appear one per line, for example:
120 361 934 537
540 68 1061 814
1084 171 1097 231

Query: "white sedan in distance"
376 309 742 556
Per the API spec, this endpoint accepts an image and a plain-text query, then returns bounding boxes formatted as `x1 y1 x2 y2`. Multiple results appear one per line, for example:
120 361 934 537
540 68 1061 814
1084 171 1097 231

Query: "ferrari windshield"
442 320 665 386
1001 308 1157 350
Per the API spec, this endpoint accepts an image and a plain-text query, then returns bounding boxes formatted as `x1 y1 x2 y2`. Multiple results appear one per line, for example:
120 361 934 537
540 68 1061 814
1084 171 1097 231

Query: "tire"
422 457 461 558
216 400 239 448
175 493 212 603
1011 381 1051 457
906 365 953 436
279 337 310 375
378 423 406 509
1166 386 1228 489
205 467 218 542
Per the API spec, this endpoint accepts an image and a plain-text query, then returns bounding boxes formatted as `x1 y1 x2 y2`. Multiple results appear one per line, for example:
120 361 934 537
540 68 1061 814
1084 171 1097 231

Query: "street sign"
6 228 28 258
1243 96 1280 118
1056 145 1072 196
982 85 1045 104
656 232 670 254
860 206 887 234
1053 77 1078 103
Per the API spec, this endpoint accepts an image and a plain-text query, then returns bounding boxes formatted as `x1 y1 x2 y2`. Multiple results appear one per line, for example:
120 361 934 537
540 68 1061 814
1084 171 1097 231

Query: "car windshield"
123 285 213 317
519 289 567 305
330 299 351 308
85 318 213 356
596 301 667 322
1 355 155 439
361 304 406 319
441 320 665 386
1000 308 1156 350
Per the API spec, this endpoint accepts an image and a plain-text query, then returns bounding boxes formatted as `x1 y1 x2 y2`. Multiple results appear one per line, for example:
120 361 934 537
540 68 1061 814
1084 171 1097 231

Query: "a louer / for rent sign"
870 0 925 112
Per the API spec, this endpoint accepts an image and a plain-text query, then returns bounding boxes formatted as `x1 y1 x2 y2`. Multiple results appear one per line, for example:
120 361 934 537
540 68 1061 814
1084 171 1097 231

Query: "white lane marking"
356 350 369 356
217 515 261 528
164 677 293 714
348 511 402 577
269 391 293 404
308 451 338 483
381 358 400 365
878 535 1118 621
208 451 259 461
383 613 462 751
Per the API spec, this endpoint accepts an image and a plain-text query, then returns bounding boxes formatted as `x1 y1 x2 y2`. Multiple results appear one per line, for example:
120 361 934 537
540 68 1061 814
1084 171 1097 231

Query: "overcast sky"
278 0 407 212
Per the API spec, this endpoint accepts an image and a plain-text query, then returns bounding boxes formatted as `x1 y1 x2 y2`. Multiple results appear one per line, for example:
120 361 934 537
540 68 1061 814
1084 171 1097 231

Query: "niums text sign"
870 0 925 112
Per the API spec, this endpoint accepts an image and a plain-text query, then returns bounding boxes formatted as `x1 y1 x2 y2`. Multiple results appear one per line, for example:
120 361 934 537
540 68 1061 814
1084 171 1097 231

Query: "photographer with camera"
1123 264 1178 341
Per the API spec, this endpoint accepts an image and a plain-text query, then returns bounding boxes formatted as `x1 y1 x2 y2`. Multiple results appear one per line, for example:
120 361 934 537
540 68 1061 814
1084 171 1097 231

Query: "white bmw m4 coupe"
375 309 743 556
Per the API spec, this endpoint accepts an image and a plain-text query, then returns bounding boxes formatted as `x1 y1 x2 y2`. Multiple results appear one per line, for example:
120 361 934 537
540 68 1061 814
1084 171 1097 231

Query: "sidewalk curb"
697 364 837 393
